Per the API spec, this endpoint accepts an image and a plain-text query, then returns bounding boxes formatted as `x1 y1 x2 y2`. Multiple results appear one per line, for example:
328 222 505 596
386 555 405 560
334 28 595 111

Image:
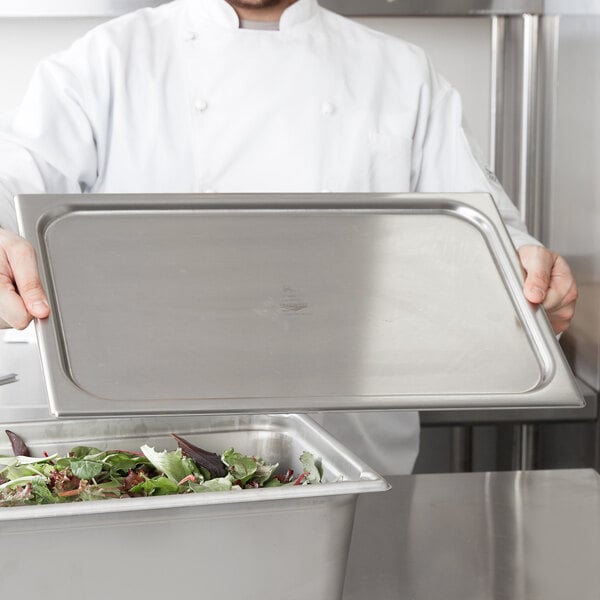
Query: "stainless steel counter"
345 469 600 599
0 332 50 422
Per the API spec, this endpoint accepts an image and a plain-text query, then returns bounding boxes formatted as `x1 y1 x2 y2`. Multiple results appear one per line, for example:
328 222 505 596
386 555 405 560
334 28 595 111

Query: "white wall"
0 18 106 113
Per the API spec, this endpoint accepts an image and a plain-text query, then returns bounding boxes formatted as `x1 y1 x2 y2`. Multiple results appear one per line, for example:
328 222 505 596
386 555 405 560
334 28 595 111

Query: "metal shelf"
0 0 598 18
323 0 600 17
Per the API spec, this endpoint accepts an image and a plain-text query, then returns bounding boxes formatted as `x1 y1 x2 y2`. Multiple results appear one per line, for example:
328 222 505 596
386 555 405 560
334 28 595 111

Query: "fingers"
542 256 578 334
0 229 50 329
518 245 554 304
5 239 50 318
517 245 578 334
0 272 32 330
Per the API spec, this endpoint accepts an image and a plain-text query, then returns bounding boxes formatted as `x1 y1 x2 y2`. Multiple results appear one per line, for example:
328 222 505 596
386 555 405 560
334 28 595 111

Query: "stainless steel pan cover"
15 193 583 416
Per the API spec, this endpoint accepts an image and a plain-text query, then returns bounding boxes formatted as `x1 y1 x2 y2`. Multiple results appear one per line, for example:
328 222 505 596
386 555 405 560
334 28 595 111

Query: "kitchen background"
0 0 598 473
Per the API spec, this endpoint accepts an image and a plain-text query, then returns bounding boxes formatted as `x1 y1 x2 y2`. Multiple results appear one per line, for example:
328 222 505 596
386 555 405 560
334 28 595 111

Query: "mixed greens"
0 430 322 507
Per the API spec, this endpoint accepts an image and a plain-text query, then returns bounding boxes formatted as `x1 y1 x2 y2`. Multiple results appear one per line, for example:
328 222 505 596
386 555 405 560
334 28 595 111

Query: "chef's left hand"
518 245 578 334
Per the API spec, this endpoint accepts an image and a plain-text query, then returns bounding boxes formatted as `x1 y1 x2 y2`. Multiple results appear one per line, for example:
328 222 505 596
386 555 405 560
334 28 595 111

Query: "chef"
0 0 578 474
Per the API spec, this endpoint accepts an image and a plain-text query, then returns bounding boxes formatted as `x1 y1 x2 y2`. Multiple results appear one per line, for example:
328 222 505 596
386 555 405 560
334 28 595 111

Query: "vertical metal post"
450 426 473 472
518 14 541 236
489 16 505 174
493 14 543 230
538 15 561 244
512 424 537 470
492 15 554 472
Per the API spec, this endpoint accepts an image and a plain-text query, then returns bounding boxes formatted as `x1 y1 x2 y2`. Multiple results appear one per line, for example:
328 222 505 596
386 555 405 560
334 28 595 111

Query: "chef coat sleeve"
0 45 98 232
413 83 540 250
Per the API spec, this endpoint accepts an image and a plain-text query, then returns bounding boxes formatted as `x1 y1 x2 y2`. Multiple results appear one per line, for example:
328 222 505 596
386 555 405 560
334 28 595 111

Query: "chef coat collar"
188 0 319 32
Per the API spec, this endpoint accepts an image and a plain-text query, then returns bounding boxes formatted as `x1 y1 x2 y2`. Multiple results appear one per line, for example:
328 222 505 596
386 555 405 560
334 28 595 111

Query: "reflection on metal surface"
492 13 546 242
511 472 527 598
483 473 496 596
450 426 473 472
489 16 505 172
0 372 17 385
512 423 538 469
344 470 600 599
518 15 539 234
537 15 560 241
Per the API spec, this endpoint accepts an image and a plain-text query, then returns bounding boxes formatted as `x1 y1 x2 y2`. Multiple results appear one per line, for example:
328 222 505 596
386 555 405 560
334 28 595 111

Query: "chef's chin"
226 0 288 9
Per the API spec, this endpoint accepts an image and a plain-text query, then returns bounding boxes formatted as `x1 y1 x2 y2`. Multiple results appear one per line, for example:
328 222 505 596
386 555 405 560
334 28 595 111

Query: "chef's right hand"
0 228 50 329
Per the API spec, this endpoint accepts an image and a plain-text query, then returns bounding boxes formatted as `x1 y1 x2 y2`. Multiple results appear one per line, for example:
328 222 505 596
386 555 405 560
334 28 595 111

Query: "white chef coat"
0 0 539 475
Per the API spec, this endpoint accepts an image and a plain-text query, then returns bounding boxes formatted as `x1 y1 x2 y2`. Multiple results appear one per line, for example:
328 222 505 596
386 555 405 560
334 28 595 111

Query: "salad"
0 430 322 507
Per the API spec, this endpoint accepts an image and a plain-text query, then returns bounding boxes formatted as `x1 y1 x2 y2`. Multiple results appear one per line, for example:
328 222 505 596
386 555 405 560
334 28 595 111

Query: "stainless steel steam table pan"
0 413 386 600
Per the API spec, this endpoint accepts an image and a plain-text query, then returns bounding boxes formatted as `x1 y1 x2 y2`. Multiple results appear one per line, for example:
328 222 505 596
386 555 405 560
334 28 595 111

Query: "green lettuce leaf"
69 446 104 459
140 446 198 483
187 477 234 493
253 459 279 486
129 475 179 496
262 478 283 488
5 463 50 480
221 448 259 485
102 453 151 475
69 460 104 481
77 482 122 502
0 475 44 491
0 454 58 470
30 479 59 504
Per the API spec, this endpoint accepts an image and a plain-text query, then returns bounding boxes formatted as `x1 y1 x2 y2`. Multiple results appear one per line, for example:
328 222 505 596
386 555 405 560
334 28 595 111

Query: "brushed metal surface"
2 0 599 18
323 0 543 16
544 16 600 392
0 372 17 385
2 336 593 425
326 0 600 17
15 192 583 416
344 469 600 600
0 335 51 421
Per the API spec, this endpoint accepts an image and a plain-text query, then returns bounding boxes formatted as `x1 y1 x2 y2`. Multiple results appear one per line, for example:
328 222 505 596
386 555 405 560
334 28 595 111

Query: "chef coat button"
321 102 335 115
184 30 197 42
194 98 208 112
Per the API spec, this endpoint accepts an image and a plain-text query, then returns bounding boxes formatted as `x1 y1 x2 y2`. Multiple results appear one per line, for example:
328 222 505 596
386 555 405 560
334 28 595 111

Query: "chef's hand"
0 228 50 329
518 244 578 334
